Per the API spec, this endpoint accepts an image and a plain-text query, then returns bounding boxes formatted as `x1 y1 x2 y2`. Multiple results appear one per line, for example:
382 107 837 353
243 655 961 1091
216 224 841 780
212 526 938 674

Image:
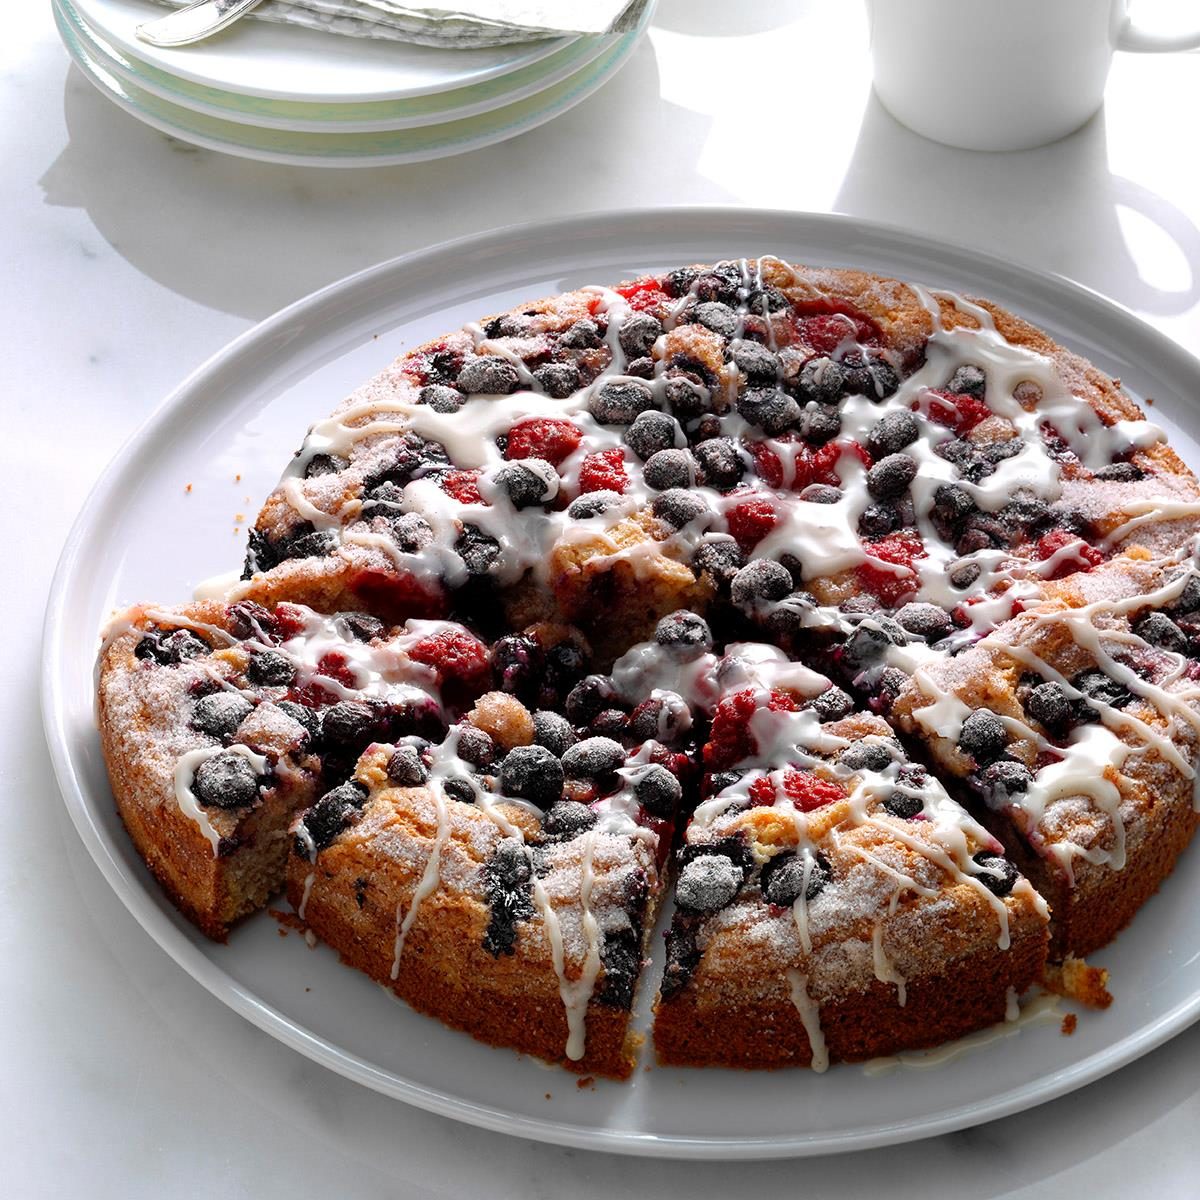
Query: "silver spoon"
136 0 267 48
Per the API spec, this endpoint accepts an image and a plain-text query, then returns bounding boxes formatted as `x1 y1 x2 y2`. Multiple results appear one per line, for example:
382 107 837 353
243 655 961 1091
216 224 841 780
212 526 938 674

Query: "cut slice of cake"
651 641 1049 1070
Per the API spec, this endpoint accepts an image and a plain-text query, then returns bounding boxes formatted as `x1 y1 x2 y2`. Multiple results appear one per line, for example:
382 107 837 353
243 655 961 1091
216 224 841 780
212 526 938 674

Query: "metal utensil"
136 0 267 48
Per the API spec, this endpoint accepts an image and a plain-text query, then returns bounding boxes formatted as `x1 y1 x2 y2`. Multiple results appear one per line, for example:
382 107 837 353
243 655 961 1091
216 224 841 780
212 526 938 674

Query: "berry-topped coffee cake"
98 257 1200 1074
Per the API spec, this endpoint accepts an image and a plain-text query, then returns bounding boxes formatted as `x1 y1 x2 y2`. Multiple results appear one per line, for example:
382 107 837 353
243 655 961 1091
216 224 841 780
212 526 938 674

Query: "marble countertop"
7 2 1199 1194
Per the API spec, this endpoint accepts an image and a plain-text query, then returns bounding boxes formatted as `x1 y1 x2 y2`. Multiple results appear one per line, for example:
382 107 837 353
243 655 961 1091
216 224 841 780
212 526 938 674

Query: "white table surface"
6 2 1200 1194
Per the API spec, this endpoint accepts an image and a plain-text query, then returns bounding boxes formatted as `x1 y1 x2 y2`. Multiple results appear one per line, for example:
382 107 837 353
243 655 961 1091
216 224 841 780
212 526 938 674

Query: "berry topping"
386 745 429 787
624 410 681 461
456 724 498 770
981 759 1032 802
191 692 253 741
565 675 619 724
809 686 854 722
894 602 954 642
499 744 564 808
1135 611 1187 653
299 781 369 854
1036 528 1104 577
1072 669 1134 711
193 752 260 810
761 849 833 906
733 341 780 381
958 710 1007 764
737 387 801 435
619 312 663 358
589 380 655 425
246 650 296 688
866 411 919 460
726 496 780 553
652 489 709 529
456 355 521 395
866 453 918 500
276 700 321 740
135 628 210 667
731 558 792 610
795 356 847 405
541 800 597 840
482 839 534 957
920 388 992 434
533 361 581 399
410 628 490 689
578 448 629 494
838 742 894 772
947 364 987 398
693 438 746 491
633 764 683 818
567 490 624 519
321 701 376 748
971 851 1020 897
532 710 577 757
505 418 582 466
456 525 501 575
655 610 713 659
643 448 694 491
1027 681 1073 732
675 855 742 913
705 688 798 769
562 737 626 783
748 769 847 812
419 384 465 413
560 317 603 349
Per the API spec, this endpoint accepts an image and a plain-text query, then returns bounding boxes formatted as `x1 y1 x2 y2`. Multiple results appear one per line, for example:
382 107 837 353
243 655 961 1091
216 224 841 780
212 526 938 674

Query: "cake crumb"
235 473 242 482
1061 1013 1078 1036
1043 956 1113 1009
270 907 306 932
544 1092 552 1100
575 1076 595 1090
184 483 193 493
277 927 288 938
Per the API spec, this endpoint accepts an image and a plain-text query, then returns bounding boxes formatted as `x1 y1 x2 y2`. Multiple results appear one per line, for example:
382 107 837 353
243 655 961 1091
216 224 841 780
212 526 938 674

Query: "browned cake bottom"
653 923 1047 1070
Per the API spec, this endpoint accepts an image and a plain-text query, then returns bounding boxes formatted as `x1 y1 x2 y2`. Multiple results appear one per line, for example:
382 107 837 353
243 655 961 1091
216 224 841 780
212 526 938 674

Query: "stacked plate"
54 0 655 166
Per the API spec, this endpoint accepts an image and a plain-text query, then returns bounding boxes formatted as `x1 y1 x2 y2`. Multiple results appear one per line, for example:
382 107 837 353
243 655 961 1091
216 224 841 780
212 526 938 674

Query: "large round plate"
58 0 622 132
70 0 576 103
54 2 649 166
43 210 1200 1158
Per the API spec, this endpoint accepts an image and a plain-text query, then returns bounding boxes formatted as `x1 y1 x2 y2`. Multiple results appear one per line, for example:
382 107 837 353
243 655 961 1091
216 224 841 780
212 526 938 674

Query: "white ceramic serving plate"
71 0 575 103
43 210 1200 1159
55 2 649 166
58 0 623 132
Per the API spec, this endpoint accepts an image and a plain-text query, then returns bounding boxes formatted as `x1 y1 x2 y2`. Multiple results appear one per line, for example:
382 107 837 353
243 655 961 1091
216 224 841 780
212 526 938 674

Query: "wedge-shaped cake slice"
890 554 1200 958
97 599 487 938
651 641 1049 1070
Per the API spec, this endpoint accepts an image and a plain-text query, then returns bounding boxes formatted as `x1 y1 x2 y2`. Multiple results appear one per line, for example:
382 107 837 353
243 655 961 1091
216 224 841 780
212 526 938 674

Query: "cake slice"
651 641 1049 1070
890 554 1200 958
97 599 484 938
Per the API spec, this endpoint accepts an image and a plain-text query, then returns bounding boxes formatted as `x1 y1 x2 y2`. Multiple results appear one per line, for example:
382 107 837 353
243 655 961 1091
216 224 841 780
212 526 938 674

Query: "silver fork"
136 0 267 47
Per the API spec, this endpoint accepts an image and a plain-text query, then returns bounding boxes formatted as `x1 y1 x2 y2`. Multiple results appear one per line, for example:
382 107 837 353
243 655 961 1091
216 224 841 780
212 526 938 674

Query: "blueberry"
737 387 801 435
541 801 596 840
562 736 626 782
303 453 347 478
971 851 1019 897
442 776 477 804
841 620 905 673
866 453 918 500
418 384 465 413
634 765 683 818
482 838 535 957
533 361 581 399
692 537 744 587
800 407 842 445
664 375 711 420
949 563 983 590
691 301 739 339
387 512 434 553
456 525 501 575
760 850 832 906
1135 612 1187 654
809 686 854 722
866 411 919 459
838 741 894 772
1170 576 1200 615
692 438 745 490
274 701 319 742
135 628 210 667
193 752 259 810
931 483 977 535
494 460 557 509
338 612 385 642
490 633 541 699
982 759 1032 802
693 263 743 304
947 364 987 398
298 781 369 853
568 490 624 519
1094 461 1145 483
655 610 712 658
706 770 743 795
322 700 376 748
652 489 709 529
532 710 576 757
589 379 655 425
733 341 780 382
500 745 564 808
191 692 253 741
457 725 499 770
643 448 694 491
802 484 843 504
744 284 789 313
619 312 663 359
629 695 689 744
844 354 901 401
731 559 792 609
894 602 953 642
386 745 429 786
590 708 629 739
958 710 1007 764
882 787 924 819
1072 670 1133 711
565 675 618 724
626 356 655 380
675 855 742 912
456 355 521 395
795 356 847 405
858 503 900 537
559 318 603 349
245 650 295 688
1026 681 1072 731
624 410 681 461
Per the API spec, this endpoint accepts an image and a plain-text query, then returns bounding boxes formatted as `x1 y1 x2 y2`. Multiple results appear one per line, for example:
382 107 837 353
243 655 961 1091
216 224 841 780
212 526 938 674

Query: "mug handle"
1117 12 1200 52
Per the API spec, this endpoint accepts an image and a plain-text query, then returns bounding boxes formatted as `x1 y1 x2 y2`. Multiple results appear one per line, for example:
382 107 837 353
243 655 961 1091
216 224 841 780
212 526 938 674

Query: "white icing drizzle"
390 776 450 980
786 969 828 1072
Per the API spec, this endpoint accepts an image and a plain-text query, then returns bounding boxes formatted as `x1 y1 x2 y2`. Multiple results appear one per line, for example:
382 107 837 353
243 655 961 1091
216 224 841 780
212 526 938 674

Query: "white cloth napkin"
150 0 645 45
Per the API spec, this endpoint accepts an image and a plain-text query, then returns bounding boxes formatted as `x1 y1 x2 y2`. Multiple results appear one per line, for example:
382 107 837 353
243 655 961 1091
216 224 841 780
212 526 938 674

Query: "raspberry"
578 448 629 494
505 418 582 466
410 628 490 688
856 530 926 606
917 389 991 435
793 441 843 491
440 470 484 504
726 496 779 552
1036 528 1103 578
790 301 882 354
315 651 357 689
616 279 668 312
705 688 798 770
749 441 785 488
749 769 846 812
271 604 308 641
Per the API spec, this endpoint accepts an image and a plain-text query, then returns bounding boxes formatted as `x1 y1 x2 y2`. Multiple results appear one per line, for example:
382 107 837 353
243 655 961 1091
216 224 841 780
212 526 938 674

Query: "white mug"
867 0 1200 151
